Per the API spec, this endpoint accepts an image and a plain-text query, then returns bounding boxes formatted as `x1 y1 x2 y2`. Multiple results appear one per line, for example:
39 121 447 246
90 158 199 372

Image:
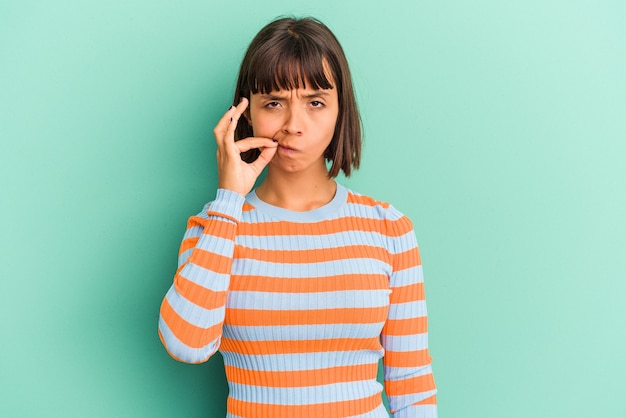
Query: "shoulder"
346 188 390 211
343 186 414 234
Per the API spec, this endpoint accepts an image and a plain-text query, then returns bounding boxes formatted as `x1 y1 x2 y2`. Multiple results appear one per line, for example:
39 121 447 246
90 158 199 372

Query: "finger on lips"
235 137 278 152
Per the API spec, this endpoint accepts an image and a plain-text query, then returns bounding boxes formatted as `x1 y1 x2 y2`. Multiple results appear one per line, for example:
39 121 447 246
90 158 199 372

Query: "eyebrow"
259 91 331 100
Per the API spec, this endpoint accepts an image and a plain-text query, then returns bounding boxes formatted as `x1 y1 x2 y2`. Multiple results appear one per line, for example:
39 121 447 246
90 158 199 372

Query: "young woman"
159 17 437 417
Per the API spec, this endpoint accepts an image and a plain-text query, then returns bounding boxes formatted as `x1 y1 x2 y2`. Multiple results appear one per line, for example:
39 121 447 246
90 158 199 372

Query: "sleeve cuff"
206 188 246 223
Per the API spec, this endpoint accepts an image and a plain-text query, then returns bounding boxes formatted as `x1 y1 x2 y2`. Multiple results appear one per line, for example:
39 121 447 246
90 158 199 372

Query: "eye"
310 100 325 108
264 101 281 108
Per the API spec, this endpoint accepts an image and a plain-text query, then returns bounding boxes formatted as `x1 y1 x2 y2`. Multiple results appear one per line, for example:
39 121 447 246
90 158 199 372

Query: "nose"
282 107 304 135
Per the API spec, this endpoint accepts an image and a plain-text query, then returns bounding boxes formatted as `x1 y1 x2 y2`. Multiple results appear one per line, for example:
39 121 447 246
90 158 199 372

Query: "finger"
214 105 238 145
234 97 249 114
249 145 278 174
218 98 249 154
235 137 277 153
225 98 249 137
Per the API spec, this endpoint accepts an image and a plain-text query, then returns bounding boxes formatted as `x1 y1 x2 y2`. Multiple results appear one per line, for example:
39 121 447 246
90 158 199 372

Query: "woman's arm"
159 99 277 363
158 189 244 363
382 210 438 417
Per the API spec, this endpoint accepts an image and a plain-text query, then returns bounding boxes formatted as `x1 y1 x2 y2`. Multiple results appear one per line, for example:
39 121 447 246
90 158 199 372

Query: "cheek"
251 114 280 137
322 113 339 138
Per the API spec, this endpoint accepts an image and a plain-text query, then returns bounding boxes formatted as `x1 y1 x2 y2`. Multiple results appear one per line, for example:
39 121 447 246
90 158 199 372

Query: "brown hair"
233 17 361 178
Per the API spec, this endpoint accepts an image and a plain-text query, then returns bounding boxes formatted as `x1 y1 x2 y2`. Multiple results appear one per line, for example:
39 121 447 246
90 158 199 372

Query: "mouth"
276 143 298 157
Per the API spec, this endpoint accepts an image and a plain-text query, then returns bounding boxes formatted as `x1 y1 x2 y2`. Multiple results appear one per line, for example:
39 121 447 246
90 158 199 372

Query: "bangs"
246 40 335 94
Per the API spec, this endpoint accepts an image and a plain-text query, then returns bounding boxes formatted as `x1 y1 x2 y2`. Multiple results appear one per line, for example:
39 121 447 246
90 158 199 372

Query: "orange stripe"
238 217 408 237
384 349 432 368
390 282 425 304
186 216 206 229
186 215 236 237
179 236 199 256
228 393 382 417
242 202 255 212
226 306 389 326
382 316 428 336
388 215 414 235
224 363 378 388
221 337 381 355
160 298 223 349
229 273 389 293
235 245 389 264
393 247 421 271
187 248 232 274
385 373 436 396
180 216 235 256
346 192 390 208
173 270 227 310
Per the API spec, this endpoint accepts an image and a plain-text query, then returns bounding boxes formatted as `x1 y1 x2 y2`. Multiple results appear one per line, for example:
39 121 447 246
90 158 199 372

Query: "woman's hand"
214 98 278 196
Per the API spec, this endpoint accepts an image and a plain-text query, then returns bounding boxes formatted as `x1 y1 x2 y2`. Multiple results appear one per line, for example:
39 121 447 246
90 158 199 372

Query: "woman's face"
248 84 339 175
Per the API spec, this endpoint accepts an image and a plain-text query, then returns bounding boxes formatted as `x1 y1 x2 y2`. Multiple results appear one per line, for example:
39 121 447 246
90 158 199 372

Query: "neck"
256 166 337 212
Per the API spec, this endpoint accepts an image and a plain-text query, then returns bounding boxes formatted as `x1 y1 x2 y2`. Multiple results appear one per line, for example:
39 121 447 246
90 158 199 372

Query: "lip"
277 144 297 152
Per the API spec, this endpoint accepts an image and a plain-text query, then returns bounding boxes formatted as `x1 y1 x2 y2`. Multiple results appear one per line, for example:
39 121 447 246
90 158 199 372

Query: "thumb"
249 145 278 174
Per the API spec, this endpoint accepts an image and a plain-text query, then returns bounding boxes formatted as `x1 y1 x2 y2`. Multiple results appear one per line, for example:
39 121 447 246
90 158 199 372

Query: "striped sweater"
158 184 437 417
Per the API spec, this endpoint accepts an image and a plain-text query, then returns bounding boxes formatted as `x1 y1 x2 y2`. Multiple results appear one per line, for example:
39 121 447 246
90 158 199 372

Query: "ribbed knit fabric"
159 184 437 417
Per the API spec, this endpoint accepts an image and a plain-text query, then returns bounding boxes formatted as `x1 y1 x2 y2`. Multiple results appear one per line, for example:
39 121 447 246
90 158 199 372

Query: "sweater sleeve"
382 208 437 418
158 189 245 363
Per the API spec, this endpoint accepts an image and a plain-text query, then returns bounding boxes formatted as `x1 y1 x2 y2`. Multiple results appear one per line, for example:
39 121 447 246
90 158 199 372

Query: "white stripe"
178 248 193 265
178 263 230 292
388 389 437 414
195 235 234 255
244 202 391 223
185 225 204 238
226 289 391 310
223 322 385 341
382 333 429 352
393 404 438 418
166 288 225 328
158 317 218 363
231 258 392 278
236 230 388 250
228 380 383 404
387 300 427 319
220 350 383 372
390 265 423 286
179 238 235 264
387 230 418 254
382 205 405 222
